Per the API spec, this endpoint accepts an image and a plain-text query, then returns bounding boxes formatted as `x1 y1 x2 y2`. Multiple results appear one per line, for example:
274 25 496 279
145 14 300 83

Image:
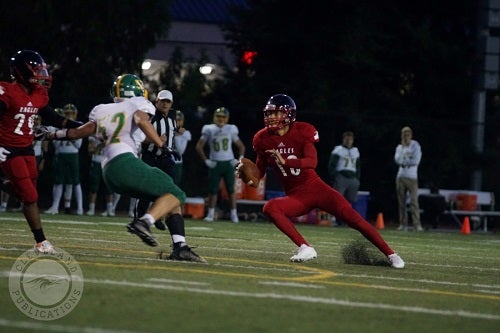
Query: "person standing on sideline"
328 131 360 226
394 126 423 231
45 104 84 215
46 74 205 262
136 89 183 231
239 94 404 268
86 135 120 217
173 110 191 185
195 107 245 223
0 49 82 253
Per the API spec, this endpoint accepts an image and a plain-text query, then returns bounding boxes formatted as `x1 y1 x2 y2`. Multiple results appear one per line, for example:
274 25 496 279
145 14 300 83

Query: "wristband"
55 129 68 139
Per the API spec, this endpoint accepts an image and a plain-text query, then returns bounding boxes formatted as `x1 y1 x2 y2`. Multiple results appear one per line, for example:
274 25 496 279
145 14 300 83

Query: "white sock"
112 193 121 209
129 198 137 211
207 208 215 218
172 235 186 244
88 203 95 211
52 184 63 208
230 208 237 216
74 184 83 211
140 214 155 225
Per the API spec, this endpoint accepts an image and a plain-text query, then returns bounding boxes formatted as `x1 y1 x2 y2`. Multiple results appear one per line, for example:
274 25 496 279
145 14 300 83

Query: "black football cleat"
126 218 158 247
164 245 207 263
154 219 166 231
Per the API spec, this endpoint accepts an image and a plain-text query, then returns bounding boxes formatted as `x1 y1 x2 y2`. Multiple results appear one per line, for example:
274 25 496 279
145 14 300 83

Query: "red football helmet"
10 50 52 88
263 94 296 129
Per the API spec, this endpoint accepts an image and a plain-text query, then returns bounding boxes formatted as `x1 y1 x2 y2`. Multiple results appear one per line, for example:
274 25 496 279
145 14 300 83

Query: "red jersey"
253 122 321 192
0 81 49 148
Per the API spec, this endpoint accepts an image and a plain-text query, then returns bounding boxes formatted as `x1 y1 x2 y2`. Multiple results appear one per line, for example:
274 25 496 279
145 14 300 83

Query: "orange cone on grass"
375 212 385 229
461 216 471 235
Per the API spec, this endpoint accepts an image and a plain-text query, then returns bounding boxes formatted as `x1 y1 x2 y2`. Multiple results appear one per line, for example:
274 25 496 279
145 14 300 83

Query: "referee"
135 90 179 230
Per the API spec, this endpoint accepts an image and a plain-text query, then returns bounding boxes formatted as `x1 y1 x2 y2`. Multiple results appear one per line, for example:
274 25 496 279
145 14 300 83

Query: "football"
238 158 260 188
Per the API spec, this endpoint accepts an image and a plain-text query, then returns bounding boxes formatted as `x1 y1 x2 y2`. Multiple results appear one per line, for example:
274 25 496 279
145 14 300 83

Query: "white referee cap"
157 90 173 102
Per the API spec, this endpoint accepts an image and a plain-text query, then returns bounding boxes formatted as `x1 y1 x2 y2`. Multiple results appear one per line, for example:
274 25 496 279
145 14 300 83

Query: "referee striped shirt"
142 111 176 156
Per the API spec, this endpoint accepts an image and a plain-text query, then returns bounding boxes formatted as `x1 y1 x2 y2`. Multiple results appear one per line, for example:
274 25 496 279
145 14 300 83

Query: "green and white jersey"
53 138 82 155
200 123 240 161
331 145 359 173
88 96 155 166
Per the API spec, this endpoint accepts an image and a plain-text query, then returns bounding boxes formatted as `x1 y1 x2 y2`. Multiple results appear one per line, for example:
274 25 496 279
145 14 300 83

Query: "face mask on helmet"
63 103 78 119
213 107 229 126
10 50 52 89
263 94 296 130
110 74 148 102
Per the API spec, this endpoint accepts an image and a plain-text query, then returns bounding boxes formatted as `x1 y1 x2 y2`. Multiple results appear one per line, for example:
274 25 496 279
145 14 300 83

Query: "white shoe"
101 211 109 217
203 216 214 222
388 253 405 269
230 213 239 223
34 240 55 254
86 209 95 216
128 210 135 218
76 208 83 216
44 207 59 215
290 245 317 262
0 206 6 213
396 225 407 231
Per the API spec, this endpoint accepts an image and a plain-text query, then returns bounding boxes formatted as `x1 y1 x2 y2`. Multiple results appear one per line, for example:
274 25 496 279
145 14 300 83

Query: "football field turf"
1 212 499 333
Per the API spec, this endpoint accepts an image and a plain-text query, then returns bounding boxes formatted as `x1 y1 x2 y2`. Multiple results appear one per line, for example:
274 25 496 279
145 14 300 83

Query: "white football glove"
33 125 50 140
230 158 239 167
0 147 11 163
205 159 217 168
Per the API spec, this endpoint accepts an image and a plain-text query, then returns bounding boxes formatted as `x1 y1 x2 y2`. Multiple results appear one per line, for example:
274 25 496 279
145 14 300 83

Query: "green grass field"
1 212 499 333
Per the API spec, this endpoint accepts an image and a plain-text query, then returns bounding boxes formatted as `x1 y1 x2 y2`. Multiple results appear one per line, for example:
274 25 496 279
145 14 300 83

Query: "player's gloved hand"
205 159 217 168
0 147 11 163
235 160 243 177
33 125 50 140
161 143 181 161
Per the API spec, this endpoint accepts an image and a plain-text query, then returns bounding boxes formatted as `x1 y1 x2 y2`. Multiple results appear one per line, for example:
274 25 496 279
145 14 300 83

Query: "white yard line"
83 278 500 321
0 318 145 333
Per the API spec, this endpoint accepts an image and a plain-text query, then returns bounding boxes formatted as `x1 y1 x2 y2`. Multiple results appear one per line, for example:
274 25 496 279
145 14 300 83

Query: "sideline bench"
417 188 500 232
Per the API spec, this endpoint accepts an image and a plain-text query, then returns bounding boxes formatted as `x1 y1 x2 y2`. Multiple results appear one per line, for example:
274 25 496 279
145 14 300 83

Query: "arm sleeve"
410 142 422 165
284 142 317 169
255 153 267 179
394 145 404 165
39 105 83 128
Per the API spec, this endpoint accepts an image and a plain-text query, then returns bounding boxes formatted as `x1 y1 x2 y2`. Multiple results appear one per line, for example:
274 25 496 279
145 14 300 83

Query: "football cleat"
163 245 207 263
44 207 59 215
154 219 166 231
230 212 239 223
388 253 405 269
34 240 55 254
203 216 214 222
290 244 317 262
126 218 157 247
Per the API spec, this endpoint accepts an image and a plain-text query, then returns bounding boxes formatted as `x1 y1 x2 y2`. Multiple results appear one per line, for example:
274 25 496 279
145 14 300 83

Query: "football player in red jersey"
245 94 404 268
0 50 82 254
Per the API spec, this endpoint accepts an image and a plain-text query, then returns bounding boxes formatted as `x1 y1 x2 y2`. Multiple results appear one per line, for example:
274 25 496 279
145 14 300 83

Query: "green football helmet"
111 74 148 100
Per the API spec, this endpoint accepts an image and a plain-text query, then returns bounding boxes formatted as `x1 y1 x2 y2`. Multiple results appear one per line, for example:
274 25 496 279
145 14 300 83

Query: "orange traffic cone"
461 216 471 235
375 212 385 229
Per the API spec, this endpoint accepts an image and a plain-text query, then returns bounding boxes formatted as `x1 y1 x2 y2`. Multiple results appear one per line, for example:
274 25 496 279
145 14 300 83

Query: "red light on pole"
241 50 257 65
